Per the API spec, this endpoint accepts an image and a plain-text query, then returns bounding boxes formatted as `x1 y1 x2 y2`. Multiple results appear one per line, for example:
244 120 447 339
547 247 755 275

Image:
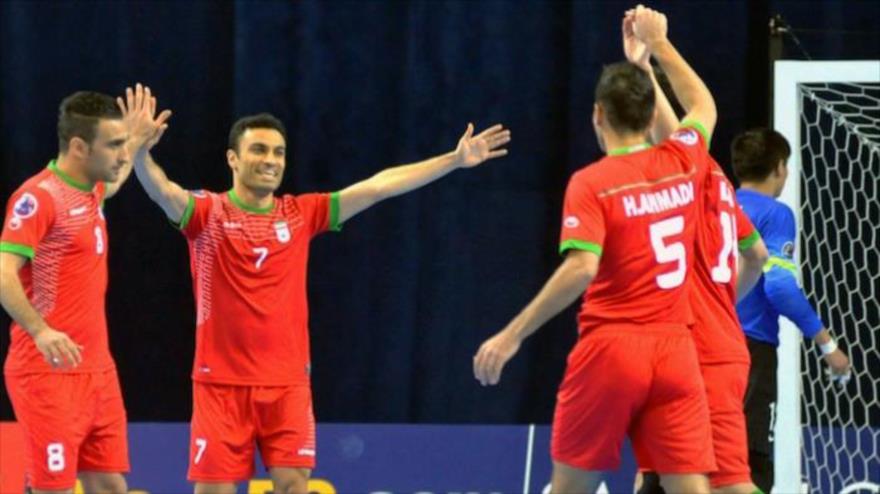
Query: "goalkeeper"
732 127 852 493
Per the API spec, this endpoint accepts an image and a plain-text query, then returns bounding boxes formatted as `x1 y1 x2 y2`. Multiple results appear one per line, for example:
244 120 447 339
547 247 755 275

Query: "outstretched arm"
473 249 599 386
622 10 679 143
117 84 189 222
633 5 717 138
336 123 510 224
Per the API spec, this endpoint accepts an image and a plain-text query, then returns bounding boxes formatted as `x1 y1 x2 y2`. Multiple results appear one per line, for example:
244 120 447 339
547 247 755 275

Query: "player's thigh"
270 467 311 494
631 334 715 474
659 473 711 494
6 373 87 491
255 385 316 470
29 489 74 494
702 363 752 489
77 472 127 494
550 460 603 494
188 383 257 483
193 482 238 494
78 370 130 476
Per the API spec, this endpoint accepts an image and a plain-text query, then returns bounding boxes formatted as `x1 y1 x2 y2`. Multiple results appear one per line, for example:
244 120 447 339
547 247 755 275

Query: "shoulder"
7 174 56 213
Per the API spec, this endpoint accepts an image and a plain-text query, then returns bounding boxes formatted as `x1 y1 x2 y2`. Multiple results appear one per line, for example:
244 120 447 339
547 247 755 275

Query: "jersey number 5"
649 216 686 289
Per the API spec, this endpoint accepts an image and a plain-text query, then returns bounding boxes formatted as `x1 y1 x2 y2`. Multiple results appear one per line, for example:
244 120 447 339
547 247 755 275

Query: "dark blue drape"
2 0 877 423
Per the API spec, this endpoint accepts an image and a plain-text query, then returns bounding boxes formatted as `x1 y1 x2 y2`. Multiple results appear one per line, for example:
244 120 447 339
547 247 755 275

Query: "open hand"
117 83 172 150
631 5 668 49
33 326 83 369
623 9 651 71
454 123 511 168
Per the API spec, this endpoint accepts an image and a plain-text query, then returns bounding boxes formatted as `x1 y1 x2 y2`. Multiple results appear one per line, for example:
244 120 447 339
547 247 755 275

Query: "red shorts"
701 362 751 488
188 382 316 482
4 369 129 490
551 326 715 474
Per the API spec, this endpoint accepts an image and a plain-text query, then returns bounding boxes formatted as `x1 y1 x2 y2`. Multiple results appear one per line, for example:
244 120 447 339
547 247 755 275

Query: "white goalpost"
773 60 880 494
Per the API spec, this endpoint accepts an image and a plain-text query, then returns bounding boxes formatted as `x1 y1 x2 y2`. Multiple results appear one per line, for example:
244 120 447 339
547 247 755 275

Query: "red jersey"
559 125 711 334
1 161 114 375
690 161 760 364
178 189 339 386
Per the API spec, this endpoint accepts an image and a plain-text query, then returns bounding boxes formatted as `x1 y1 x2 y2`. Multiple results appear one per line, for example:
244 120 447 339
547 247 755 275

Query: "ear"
226 149 238 172
774 159 787 177
69 136 90 159
592 103 603 128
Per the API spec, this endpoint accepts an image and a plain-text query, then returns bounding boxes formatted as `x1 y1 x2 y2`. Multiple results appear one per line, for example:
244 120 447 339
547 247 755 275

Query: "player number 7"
649 215 686 289
253 247 269 270
194 437 207 465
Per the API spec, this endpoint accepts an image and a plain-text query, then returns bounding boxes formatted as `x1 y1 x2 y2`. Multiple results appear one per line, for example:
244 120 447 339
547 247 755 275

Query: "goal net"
774 61 880 494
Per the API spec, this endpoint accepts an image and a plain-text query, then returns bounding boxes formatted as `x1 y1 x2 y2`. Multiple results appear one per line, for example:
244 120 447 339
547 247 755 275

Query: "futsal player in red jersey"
0 88 152 493
622 7 772 493
122 85 510 493
474 6 721 493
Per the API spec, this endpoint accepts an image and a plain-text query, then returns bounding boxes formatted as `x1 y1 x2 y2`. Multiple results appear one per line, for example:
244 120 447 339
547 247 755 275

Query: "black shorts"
743 337 777 456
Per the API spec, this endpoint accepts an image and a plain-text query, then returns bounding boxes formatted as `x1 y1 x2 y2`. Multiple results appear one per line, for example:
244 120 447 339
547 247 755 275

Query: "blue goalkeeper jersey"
735 189 824 346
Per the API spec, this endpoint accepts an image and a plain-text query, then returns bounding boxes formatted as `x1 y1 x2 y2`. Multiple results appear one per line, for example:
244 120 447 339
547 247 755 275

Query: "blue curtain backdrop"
1 0 877 423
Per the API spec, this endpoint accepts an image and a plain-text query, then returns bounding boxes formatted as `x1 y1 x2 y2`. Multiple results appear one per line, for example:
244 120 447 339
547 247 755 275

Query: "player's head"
227 113 288 195
57 91 129 183
592 62 656 151
731 128 791 197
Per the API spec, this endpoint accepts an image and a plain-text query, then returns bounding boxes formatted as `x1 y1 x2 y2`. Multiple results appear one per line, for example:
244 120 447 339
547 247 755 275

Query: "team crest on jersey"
13 193 38 219
274 221 291 243
782 241 795 258
671 129 699 146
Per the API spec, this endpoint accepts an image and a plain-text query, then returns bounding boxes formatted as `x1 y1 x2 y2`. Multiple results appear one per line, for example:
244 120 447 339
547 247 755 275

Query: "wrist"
645 37 671 54
819 338 838 356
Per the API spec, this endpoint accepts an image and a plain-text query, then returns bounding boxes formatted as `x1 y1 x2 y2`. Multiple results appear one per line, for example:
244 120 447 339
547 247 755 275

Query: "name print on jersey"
622 181 695 218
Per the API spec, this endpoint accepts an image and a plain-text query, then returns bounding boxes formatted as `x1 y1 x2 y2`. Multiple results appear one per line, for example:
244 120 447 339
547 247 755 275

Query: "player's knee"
77 472 127 494
636 471 666 494
273 478 308 494
194 482 237 494
659 473 711 494
30 489 74 494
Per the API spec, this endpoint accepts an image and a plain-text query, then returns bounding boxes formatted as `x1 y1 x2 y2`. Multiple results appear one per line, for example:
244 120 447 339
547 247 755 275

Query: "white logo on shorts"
297 448 315 457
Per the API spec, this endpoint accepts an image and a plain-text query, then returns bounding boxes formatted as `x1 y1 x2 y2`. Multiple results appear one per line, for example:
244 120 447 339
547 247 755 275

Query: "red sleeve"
177 190 215 239
0 186 56 260
735 204 760 250
559 173 604 256
296 192 341 237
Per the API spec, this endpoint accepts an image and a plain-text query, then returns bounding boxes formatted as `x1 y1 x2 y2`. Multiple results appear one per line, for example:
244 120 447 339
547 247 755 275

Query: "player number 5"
649 216 686 289
253 247 269 270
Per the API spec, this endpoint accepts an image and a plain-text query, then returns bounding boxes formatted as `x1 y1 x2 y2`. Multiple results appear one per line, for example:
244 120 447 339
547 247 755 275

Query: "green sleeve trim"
764 256 797 274
0 241 35 260
329 191 342 232
680 119 712 149
559 239 603 256
175 194 196 230
738 230 761 251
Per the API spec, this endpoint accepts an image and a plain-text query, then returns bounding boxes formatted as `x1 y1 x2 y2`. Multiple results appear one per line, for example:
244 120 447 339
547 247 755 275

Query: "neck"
231 182 274 211
739 180 778 197
603 132 650 155
55 154 96 188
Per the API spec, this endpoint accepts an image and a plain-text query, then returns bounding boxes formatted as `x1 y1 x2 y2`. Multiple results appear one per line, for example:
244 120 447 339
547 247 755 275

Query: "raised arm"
117 84 188 222
622 10 679 143
336 123 510 224
0 252 82 368
473 249 600 386
633 5 717 138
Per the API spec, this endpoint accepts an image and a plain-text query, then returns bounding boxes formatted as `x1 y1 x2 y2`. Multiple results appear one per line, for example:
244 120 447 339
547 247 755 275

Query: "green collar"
227 189 274 214
48 160 94 192
607 142 652 156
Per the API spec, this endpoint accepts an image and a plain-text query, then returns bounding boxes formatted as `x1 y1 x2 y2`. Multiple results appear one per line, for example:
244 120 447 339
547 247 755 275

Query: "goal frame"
772 60 880 494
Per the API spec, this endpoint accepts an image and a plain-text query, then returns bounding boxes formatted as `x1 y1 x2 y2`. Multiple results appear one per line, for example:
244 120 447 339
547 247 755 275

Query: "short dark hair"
731 128 792 181
57 91 123 152
594 62 655 134
228 113 287 151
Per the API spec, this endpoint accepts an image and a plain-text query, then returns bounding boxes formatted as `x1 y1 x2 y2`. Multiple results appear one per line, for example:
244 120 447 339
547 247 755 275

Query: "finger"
55 339 79 367
66 339 83 366
475 124 503 139
462 122 474 140
489 357 505 385
483 353 499 385
44 347 62 368
135 83 144 112
126 86 135 110
116 96 128 116
156 109 173 126
50 341 72 368
144 86 152 114
488 133 511 147
487 149 509 159
474 349 489 385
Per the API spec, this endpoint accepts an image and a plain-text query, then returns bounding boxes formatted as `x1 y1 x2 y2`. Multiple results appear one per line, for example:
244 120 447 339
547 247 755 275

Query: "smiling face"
226 127 286 194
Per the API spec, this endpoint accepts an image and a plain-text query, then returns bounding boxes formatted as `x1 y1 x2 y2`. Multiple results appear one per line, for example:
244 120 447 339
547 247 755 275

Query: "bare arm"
337 123 510 224
473 249 600 385
633 6 717 137
736 237 769 302
133 150 190 223
0 253 82 368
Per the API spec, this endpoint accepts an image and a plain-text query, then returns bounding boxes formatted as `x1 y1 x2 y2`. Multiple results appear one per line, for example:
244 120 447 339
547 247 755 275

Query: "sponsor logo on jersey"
274 221 291 243
782 241 795 258
297 448 316 457
13 193 38 219
69 206 88 216
223 221 242 230
563 215 580 228
622 181 695 218
198 366 211 374
671 128 699 146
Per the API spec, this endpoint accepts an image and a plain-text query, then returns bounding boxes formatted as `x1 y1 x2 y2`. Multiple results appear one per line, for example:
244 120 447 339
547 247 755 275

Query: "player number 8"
47 442 65 472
